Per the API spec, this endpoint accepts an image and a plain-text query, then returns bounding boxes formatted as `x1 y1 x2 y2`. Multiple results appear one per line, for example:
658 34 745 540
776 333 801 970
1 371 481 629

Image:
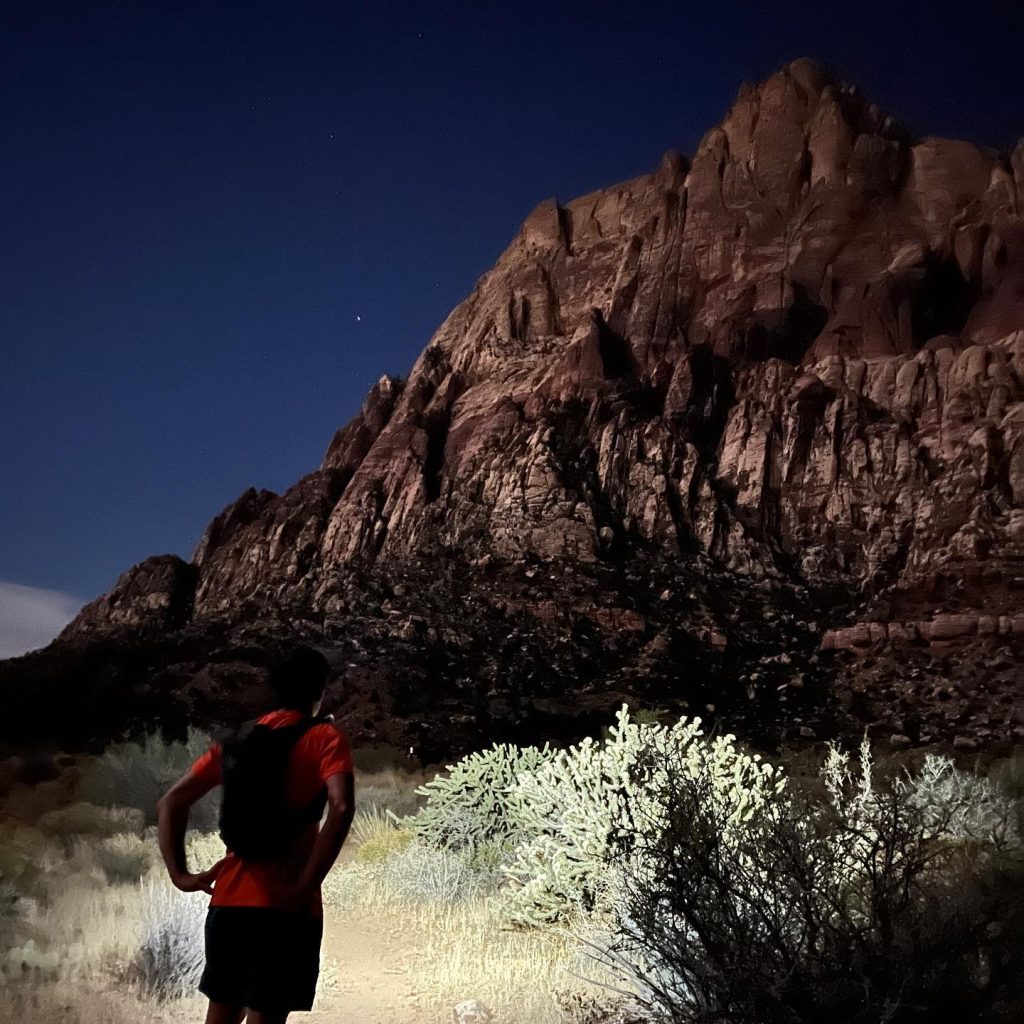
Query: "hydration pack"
217 715 330 862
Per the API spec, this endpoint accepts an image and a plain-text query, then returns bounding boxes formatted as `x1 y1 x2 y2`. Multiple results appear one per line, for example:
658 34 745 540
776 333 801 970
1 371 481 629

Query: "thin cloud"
0 581 84 659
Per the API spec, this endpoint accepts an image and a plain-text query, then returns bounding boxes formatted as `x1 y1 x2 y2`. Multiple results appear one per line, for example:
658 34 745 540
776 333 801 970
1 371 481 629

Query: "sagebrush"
75 728 219 830
130 877 207 1001
584 739 1024 1024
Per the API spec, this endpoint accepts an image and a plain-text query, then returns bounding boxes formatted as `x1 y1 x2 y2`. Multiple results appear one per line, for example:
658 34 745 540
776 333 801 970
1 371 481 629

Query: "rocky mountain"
5 59 1022 761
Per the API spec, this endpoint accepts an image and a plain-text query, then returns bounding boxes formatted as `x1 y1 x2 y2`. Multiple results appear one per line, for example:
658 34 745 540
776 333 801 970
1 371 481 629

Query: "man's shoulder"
249 711 348 753
254 710 337 734
306 718 348 744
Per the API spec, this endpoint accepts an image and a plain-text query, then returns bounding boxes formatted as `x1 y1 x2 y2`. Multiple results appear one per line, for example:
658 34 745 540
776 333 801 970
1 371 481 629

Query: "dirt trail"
307 909 435 1024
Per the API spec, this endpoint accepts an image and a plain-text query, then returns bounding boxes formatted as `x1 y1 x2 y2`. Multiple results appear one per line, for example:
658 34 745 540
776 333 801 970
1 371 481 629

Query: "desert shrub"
87 833 153 885
2 937 62 979
129 877 206 1000
903 752 1022 847
554 988 646 1024
382 841 501 905
320 859 373 911
397 741 555 852
355 831 415 865
323 840 500 912
351 805 397 845
466 836 515 874
122 828 222 879
628 707 670 727
184 831 226 872
75 728 219 830
353 810 414 865
499 705 782 927
26 870 141 977
586 737 1024 1024
36 801 144 841
386 707 780 927
0 822 68 906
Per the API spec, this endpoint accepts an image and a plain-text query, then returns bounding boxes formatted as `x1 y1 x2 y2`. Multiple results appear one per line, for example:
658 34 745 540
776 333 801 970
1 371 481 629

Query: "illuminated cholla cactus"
499 704 785 927
393 741 555 852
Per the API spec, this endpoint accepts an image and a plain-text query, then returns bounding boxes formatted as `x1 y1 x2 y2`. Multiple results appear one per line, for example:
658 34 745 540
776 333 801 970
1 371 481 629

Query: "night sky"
1 0 1022 650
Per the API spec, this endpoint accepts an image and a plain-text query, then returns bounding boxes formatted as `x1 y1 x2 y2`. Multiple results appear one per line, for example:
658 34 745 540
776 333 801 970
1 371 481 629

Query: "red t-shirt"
190 709 353 916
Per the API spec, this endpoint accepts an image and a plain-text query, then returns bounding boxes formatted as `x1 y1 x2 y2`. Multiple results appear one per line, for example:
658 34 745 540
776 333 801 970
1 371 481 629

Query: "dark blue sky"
2 0 1022 608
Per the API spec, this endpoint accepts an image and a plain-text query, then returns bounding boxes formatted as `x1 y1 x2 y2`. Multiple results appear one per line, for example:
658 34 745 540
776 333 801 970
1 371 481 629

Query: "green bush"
396 740 555 851
354 826 414 864
351 806 397 845
346 701 1024 1024
466 836 513 874
355 831 414 864
388 707 782 926
352 806 415 862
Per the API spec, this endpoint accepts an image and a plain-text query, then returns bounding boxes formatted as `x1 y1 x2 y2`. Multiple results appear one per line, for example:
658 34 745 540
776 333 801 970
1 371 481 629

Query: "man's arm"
156 770 228 893
293 770 355 899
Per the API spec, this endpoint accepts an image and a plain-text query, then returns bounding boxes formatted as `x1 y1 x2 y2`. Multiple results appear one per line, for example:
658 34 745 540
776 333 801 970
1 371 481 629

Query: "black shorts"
199 906 324 1012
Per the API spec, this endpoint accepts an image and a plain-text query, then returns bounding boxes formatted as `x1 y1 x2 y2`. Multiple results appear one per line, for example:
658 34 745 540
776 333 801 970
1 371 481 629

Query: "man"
157 646 356 1024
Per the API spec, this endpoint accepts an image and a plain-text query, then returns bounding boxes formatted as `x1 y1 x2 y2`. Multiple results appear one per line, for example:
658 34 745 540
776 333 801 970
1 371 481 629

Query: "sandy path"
306 909 435 1024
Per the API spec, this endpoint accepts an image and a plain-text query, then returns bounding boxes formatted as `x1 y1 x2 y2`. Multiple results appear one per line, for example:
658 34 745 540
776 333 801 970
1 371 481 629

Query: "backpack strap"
215 717 257 753
217 711 334 759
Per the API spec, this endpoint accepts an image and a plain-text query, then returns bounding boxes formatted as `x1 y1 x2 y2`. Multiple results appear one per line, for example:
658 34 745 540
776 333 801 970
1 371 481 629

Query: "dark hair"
267 646 330 711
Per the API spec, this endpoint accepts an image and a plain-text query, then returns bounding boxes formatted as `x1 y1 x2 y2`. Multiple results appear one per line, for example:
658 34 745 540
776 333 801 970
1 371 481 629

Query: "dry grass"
0 740 627 1024
321 841 629 1023
350 804 401 845
0 831 337 1020
1 845 610 1024
333 895 626 1024
347 805 416 866
401 899 609 1022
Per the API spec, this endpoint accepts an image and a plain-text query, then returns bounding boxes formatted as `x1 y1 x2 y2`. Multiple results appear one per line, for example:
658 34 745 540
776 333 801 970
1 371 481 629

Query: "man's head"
268 645 331 713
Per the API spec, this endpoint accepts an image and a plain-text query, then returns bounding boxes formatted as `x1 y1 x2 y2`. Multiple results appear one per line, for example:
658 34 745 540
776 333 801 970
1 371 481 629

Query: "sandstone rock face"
63 555 196 637
56 61 1023 752
159 62 1021 615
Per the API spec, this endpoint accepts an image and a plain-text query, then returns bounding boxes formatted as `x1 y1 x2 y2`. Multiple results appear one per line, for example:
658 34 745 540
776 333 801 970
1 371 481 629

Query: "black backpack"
217 714 331 862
